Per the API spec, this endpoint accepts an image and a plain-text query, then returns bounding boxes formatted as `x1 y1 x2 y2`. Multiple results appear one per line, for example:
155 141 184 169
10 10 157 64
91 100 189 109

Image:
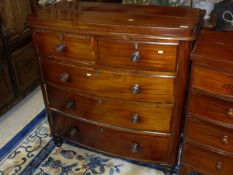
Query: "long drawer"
35 31 95 62
186 116 233 153
41 59 174 103
182 142 233 175
46 84 173 132
189 90 233 126
97 38 178 71
192 66 233 99
179 163 209 175
50 111 170 163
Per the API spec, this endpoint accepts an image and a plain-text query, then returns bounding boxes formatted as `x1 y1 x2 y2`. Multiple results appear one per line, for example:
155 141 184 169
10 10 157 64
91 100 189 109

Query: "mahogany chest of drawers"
28 1 204 168
180 31 233 175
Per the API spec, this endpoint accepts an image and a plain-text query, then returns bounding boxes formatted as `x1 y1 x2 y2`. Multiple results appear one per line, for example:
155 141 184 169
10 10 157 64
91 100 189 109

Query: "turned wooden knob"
69 127 79 137
131 114 140 124
131 51 141 63
131 143 140 153
56 43 66 52
221 135 229 145
216 161 222 171
227 108 233 118
65 100 75 109
60 72 70 82
131 84 140 95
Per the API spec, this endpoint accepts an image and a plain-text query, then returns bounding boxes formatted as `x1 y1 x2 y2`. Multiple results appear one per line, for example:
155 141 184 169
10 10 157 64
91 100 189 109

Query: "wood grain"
186 116 233 154
0 0 39 116
29 1 204 167
97 38 178 71
179 163 210 175
41 59 175 103
46 84 173 132
181 31 233 174
182 142 233 175
0 61 14 108
51 111 170 163
0 0 31 39
11 43 38 92
35 31 95 63
28 1 204 40
192 66 233 99
189 90 233 127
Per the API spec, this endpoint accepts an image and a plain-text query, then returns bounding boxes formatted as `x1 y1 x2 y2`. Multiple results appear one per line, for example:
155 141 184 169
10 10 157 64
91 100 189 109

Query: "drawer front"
97 39 178 71
179 164 209 175
186 116 233 153
182 143 233 175
47 85 173 132
51 111 170 163
189 90 233 126
192 66 233 98
35 31 95 62
41 59 174 103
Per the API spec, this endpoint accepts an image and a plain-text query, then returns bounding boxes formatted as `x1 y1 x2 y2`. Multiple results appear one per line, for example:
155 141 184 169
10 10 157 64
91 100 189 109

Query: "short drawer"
97 39 178 71
192 66 233 99
46 85 173 132
182 142 233 175
51 111 170 163
186 116 233 153
41 59 174 103
189 90 233 126
35 31 95 62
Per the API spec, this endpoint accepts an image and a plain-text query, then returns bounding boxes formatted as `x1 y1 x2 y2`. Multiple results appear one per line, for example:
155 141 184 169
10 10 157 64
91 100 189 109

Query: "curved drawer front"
41 59 174 103
97 39 178 71
182 143 233 175
47 85 173 132
186 116 233 153
35 31 95 62
192 66 233 99
189 90 233 126
51 111 170 163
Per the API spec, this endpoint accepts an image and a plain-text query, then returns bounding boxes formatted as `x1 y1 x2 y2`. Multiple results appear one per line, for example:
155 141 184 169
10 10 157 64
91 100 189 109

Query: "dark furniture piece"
28 1 204 172
213 0 233 31
0 36 14 110
203 1 233 31
180 31 233 175
0 0 39 115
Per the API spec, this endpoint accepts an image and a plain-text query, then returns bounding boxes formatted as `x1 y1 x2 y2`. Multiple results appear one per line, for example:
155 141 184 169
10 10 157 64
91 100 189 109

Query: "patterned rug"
0 110 171 175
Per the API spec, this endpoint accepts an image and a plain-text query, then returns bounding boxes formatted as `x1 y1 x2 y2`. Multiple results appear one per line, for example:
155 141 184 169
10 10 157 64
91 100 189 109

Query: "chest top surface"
192 30 233 63
28 1 204 40
191 30 233 73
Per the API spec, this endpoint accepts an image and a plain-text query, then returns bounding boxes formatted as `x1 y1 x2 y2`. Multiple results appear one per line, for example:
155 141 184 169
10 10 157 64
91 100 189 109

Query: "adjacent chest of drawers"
180 31 233 175
29 1 204 168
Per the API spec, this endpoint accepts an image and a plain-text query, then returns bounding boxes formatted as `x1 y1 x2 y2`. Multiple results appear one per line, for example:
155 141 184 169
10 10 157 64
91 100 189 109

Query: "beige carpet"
0 86 44 149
